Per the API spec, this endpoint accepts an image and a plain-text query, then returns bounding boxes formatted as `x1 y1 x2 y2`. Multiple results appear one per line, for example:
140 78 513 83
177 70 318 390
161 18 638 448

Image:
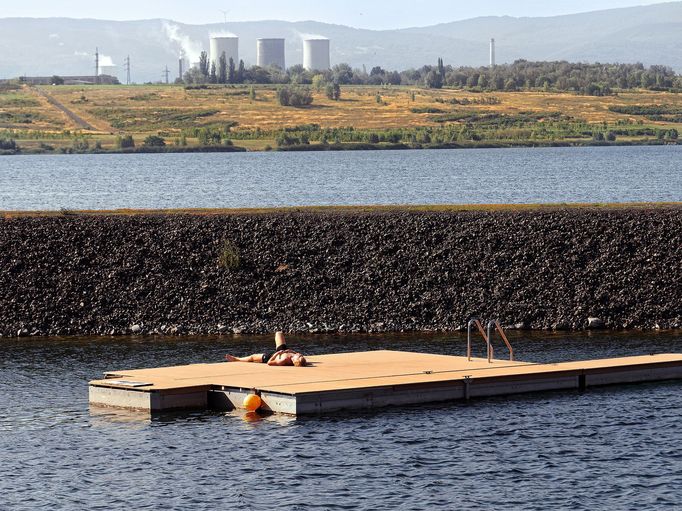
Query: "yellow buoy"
243 394 262 412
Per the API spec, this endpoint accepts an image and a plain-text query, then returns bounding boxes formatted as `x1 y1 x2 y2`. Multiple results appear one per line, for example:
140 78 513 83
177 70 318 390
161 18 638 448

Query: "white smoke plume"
209 31 238 39
99 55 115 67
295 31 328 41
163 21 204 63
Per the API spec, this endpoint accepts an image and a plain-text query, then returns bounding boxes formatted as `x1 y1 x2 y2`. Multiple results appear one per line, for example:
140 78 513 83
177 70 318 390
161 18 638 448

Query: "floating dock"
88 351 682 415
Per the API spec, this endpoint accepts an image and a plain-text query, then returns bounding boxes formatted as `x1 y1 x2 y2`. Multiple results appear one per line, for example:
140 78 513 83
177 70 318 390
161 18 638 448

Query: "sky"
1 0 668 29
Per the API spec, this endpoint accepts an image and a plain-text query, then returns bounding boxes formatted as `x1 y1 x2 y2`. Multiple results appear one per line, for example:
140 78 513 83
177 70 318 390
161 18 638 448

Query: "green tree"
209 62 217 84
425 70 443 89
228 58 236 84
332 64 353 84
326 83 341 100
199 51 209 78
218 52 227 84
237 60 245 83
50 76 64 85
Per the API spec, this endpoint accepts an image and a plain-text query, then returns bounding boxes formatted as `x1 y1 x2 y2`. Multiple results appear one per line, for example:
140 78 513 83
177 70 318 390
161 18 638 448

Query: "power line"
162 66 170 84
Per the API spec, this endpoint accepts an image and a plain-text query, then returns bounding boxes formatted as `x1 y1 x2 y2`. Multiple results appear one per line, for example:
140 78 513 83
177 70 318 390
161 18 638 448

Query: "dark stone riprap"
1 208 680 337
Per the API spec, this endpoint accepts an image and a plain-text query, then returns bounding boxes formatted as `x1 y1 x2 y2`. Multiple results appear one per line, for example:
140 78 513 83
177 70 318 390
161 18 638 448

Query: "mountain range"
0 2 681 83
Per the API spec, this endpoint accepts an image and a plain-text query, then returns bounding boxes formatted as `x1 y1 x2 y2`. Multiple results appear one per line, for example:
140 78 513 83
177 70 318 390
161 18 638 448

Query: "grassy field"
1 83 681 153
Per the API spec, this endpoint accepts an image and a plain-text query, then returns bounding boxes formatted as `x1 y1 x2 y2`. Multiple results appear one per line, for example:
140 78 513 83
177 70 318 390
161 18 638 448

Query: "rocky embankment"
1 207 680 337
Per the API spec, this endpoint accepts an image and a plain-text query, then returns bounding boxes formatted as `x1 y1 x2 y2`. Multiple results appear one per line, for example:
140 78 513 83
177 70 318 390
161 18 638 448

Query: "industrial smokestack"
490 38 496 67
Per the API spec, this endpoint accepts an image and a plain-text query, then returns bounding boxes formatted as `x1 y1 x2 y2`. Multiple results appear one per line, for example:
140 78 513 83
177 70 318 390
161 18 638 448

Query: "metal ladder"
467 318 515 363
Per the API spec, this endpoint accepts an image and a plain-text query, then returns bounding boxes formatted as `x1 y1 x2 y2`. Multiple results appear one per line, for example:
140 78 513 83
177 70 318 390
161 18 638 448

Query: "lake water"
1 146 681 211
2 331 682 510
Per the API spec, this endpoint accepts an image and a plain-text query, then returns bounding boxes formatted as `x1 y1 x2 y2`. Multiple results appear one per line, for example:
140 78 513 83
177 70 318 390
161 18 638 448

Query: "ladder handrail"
467 318 494 363
486 320 514 362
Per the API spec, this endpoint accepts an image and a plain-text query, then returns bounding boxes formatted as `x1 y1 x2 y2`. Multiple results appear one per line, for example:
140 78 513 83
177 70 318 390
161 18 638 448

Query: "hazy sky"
2 0 668 29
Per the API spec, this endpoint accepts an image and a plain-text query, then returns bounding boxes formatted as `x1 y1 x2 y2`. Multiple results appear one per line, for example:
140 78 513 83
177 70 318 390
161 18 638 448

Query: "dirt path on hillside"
30 86 96 131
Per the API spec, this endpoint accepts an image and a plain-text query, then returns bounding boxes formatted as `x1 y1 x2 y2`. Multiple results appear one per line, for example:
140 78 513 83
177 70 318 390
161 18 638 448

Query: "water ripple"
1 332 682 509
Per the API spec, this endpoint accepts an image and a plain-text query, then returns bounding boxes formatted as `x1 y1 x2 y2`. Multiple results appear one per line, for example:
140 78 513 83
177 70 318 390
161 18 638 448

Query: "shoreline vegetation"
2 60 682 156
1 204 680 337
3 202 681 218
4 138 679 156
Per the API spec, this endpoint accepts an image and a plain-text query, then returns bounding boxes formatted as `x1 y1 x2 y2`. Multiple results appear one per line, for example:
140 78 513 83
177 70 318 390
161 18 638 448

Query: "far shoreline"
1 137 679 156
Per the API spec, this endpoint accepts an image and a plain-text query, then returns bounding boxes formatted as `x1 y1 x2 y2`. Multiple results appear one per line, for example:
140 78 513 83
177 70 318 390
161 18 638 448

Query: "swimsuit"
262 344 288 363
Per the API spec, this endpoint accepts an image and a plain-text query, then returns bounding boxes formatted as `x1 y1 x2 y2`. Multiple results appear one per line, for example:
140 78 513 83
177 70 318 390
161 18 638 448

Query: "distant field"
1 83 681 153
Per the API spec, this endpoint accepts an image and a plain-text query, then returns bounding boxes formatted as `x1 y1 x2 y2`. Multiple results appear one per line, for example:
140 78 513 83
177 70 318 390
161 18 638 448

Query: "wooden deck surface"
91 351 682 395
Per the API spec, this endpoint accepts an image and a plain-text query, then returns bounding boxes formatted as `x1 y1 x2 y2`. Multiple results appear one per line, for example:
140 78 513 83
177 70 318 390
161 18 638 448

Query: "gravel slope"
1 207 680 337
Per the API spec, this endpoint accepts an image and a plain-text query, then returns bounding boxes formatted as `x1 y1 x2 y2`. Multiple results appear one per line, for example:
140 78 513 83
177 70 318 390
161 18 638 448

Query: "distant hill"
0 2 681 82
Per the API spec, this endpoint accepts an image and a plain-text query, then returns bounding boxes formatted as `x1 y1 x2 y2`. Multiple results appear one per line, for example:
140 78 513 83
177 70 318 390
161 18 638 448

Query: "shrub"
197 127 222 146
325 83 341 101
143 135 166 147
116 135 135 149
0 138 17 150
72 137 90 152
218 240 240 270
277 86 313 107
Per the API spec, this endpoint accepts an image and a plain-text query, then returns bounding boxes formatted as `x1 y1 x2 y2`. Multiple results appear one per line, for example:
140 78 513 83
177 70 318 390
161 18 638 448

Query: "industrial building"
18 75 120 85
210 36 239 69
256 38 285 69
303 38 330 71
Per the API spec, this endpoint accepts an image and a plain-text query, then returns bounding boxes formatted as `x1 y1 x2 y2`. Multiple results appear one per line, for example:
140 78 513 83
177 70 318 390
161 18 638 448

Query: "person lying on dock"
225 332 308 367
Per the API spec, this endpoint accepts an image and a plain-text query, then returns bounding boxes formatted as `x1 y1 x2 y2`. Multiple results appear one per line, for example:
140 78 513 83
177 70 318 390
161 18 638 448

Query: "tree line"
182 56 681 95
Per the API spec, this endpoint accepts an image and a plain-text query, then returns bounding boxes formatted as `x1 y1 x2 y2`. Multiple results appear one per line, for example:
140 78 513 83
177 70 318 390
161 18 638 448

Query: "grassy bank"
4 202 680 218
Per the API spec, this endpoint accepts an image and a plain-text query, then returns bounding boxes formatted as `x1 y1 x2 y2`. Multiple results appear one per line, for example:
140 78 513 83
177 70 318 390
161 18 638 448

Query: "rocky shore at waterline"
1 207 680 338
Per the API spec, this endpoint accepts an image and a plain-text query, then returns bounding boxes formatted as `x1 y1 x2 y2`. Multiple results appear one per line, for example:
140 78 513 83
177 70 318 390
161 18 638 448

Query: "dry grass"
4 203 681 219
28 85 682 133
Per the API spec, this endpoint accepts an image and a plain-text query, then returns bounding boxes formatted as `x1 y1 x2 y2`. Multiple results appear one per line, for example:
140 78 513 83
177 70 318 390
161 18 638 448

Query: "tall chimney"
490 38 496 67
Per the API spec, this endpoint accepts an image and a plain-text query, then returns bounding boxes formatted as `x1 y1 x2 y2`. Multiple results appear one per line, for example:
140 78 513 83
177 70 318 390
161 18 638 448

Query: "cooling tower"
210 36 239 69
257 38 286 69
303 38 330 71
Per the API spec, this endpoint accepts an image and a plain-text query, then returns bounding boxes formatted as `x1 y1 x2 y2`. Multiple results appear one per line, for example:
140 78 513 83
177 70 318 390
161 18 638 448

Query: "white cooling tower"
257 38 286 69
210 36 239 69
303 38 330 71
